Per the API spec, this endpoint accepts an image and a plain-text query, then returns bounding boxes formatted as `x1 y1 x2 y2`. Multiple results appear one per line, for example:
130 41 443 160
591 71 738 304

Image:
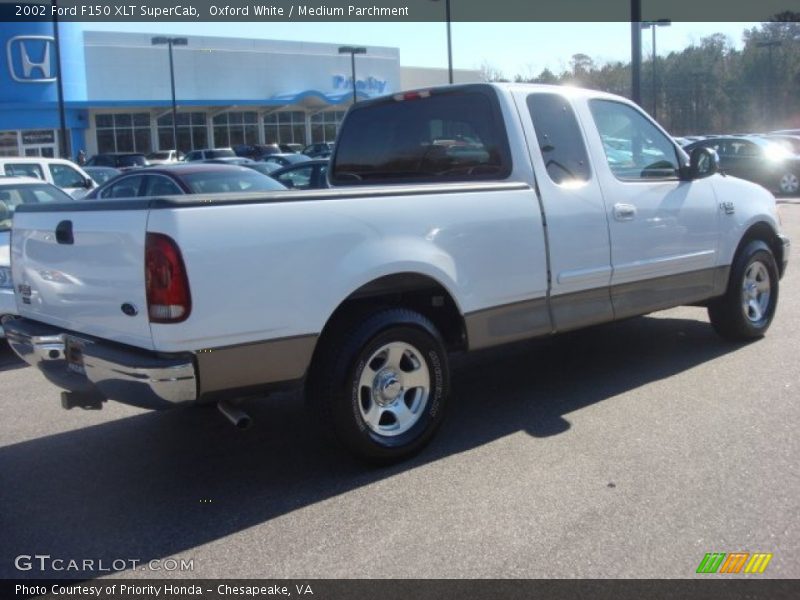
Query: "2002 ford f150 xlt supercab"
4 84 791 462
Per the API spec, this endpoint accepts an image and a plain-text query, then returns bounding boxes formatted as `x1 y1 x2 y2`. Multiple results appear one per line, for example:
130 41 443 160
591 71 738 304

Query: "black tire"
708 240 779 340
777 172 800 196
306 308 450 463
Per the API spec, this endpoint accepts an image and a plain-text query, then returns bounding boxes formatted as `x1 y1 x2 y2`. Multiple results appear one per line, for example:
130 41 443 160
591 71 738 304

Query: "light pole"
641 19 671 119
52 0 68 158
152 36 188 152
756 40 782 128
430 0 453 84
338 46 367 105
630 0 642 105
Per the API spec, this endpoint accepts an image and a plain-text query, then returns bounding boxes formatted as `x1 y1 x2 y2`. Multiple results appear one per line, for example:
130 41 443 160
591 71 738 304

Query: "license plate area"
65 337 85 375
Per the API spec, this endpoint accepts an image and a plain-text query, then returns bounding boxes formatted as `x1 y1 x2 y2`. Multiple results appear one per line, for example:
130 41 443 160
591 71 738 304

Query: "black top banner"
0 0 798 22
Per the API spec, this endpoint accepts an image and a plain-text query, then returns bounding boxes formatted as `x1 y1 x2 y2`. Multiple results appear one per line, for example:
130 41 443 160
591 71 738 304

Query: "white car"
0 157 96 199
146 150 183 165
0 177 75 338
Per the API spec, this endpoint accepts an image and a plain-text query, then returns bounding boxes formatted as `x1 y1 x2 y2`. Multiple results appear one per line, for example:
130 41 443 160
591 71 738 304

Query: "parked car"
263 153 312 168
279 143 303 154
0 157 96 199
233 144 280 160
205 158 281 177
770 129 800 136
5 83 789 464
684 136 800 195
763 134 800 156
0 177 74 338
184 148 236 161
270 159 329 189
146 150 183 165
83 166 122 186
302 142 334 158
84 163 286 200
85 152 148 171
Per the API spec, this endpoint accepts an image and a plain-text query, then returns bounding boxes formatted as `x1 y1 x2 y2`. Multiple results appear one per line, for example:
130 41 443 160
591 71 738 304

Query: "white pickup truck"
4 84 790 462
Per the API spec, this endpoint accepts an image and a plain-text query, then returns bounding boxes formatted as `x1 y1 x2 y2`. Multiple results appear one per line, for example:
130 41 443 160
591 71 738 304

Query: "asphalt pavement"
1 202 798 579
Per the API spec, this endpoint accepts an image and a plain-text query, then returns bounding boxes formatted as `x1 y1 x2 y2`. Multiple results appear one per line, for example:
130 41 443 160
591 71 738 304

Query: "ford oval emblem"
121 303 138 317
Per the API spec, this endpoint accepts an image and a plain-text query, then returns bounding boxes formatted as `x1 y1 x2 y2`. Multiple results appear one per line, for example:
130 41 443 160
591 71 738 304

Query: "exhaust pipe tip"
217 400 252 430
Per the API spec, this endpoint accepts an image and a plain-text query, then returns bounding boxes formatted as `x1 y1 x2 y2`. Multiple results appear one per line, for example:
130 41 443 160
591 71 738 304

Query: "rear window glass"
182 169 285 194
331 88 511 185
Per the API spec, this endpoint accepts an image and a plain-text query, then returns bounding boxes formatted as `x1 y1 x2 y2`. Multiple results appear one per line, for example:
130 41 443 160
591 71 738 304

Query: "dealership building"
0 22 479 158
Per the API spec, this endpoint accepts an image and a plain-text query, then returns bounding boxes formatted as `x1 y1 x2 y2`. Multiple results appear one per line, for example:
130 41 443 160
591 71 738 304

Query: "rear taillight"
145 232 191 323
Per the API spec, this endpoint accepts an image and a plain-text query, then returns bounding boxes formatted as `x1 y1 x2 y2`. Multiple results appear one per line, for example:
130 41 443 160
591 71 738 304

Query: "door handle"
55 220 73 245
613 203 637 221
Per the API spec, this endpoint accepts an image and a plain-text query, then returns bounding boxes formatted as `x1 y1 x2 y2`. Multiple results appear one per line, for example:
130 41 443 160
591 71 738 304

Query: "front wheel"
306 308 450 463
708 240 779 340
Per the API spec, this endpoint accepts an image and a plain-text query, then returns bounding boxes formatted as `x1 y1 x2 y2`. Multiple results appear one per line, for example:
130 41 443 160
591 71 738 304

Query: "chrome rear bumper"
3 317 197 409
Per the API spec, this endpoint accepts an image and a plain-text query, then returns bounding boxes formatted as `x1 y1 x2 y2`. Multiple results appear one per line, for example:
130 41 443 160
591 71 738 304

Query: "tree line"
484 18 800 135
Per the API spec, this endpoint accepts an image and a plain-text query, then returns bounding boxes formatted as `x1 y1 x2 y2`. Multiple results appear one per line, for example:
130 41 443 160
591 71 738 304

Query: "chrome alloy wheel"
357 341 430 437
779 173 799 195
741 260 771 323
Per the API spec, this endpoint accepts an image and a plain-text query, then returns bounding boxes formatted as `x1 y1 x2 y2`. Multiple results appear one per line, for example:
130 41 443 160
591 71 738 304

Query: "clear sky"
81 21 759 79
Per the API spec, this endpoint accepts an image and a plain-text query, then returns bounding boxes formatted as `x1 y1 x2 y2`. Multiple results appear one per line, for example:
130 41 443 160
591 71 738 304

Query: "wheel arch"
314 272 468 361
734 221 785 278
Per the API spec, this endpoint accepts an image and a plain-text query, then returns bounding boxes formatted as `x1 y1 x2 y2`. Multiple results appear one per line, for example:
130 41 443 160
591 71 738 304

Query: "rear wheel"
708 240 779 340
307 308 450 463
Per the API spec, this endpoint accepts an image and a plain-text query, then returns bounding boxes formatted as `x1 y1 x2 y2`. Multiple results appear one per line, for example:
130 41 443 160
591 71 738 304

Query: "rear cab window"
331 85 512 185
4 163 45 180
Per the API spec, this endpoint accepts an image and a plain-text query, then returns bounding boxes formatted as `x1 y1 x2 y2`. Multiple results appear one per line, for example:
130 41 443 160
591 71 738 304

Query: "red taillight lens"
393 90 431 102
145 232 191 323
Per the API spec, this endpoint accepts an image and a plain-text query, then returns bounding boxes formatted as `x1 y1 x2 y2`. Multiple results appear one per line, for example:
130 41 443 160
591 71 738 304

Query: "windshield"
0 183 73 231
181 169 286 194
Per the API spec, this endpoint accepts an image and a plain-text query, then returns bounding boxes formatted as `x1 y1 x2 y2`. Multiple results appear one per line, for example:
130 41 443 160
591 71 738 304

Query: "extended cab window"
332 87 511 185
589 99 679 180
527 93 591 185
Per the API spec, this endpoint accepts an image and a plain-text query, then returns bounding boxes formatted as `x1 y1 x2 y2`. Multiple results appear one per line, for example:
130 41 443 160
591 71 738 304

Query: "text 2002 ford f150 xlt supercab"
4 84 790 462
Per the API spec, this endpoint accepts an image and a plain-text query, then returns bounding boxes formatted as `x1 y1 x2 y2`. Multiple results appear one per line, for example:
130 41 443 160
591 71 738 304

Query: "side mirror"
681 146 719 180
84 177 95 189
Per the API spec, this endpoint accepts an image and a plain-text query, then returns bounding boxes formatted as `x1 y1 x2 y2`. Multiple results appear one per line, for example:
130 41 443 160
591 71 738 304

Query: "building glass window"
310 111 345 143
264 111 306 144
0 131 19 157
95 113 152 153
157 112 208 152
212 111 258 148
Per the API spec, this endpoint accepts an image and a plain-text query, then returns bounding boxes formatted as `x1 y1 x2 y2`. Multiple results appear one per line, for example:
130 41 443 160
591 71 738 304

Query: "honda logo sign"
6 35 56 83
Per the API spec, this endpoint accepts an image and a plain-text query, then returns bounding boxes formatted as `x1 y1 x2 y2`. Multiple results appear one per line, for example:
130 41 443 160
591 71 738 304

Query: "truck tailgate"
11 208 154 350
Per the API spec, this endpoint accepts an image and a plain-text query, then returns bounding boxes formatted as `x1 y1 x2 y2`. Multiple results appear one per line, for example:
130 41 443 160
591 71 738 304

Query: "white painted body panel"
148 186 548 352
510 89 613 296
11 210 153 349
708 174 782 265
570 96 721 285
